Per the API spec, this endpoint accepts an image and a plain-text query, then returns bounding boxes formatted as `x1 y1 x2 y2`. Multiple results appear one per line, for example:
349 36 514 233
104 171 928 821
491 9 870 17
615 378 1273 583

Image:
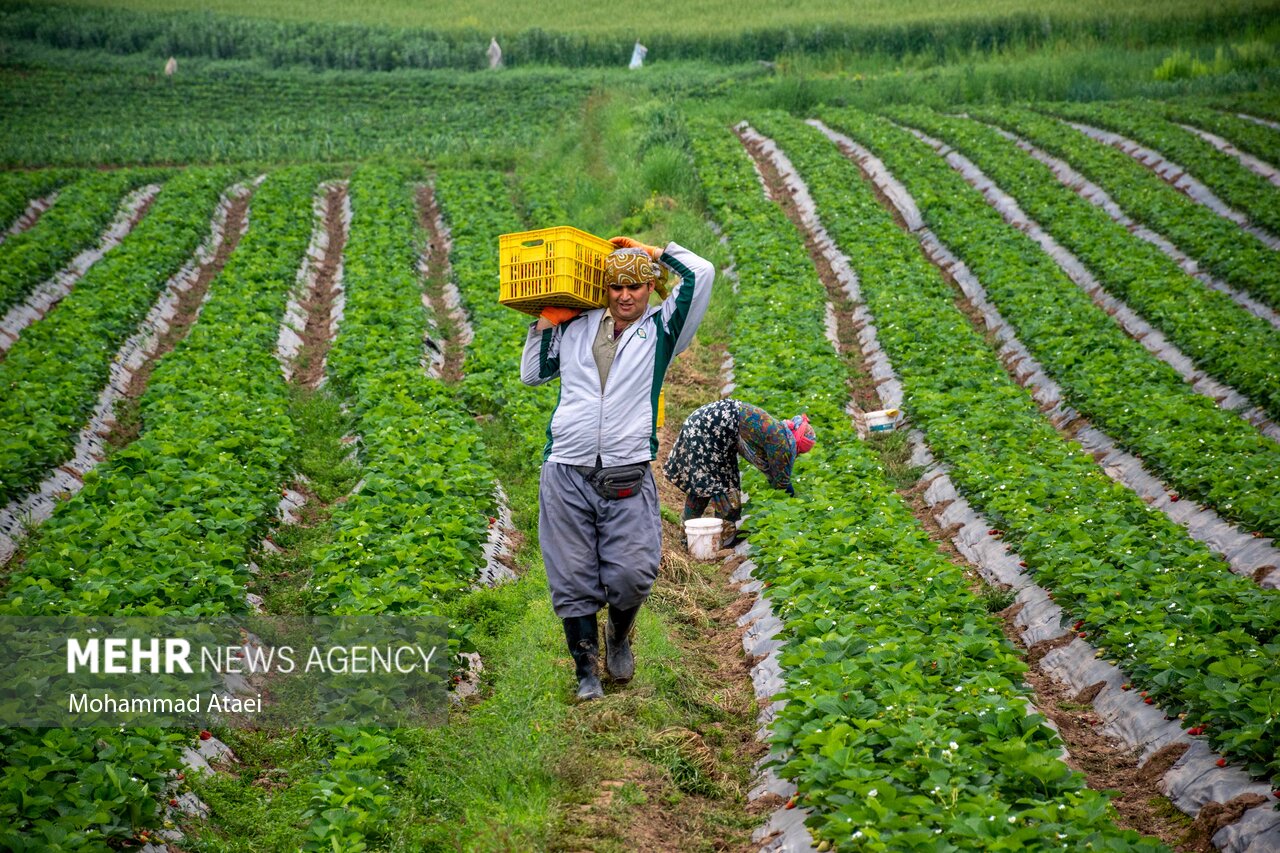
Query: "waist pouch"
573 462 649 500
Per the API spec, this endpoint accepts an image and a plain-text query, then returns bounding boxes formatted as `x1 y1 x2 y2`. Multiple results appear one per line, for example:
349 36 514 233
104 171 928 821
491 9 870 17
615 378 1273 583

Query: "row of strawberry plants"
0 167 326 849
820 108 1280 541
0 167 232 508
1043 100 1280 238
1214 92 1280 125
689 114 1163 851
308 165 496 617
434 169 560 458
972 106 1280 314
298 166 499 850
0 168 77 233
0 169 163 314
753 110 1280 789
887 106 1280 424
1158 102 1280 170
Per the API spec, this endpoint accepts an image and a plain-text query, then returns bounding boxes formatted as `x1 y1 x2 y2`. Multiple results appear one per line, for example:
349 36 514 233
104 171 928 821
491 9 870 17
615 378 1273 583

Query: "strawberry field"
1 1 1279 850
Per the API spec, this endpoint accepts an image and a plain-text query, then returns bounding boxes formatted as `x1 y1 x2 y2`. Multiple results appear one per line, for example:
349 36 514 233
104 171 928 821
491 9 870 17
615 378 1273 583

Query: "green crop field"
48 0 1280 35
1 1 1279 851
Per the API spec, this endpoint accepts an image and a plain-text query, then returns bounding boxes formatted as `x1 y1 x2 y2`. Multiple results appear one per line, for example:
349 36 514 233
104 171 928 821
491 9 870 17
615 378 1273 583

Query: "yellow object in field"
499 226 614 316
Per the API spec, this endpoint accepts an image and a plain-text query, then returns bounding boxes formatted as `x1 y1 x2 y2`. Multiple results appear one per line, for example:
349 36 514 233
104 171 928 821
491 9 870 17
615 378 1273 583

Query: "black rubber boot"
563 614 604 702
604 605 639 683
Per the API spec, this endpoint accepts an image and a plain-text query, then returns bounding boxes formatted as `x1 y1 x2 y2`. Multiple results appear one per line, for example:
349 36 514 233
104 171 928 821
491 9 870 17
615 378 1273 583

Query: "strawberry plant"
0 167 232 507
689 114 1165 850
886 105 1280 425
751 110 1280 791
1042 100 1280 237
818 108 1280 540
974 106 1280 314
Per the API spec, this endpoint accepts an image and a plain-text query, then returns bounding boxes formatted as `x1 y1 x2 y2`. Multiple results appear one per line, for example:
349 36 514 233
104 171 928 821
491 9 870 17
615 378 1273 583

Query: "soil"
416 183 466 384
292 182 348 390
1012 650 1201 848
740 121 1211 851
105 187 250 448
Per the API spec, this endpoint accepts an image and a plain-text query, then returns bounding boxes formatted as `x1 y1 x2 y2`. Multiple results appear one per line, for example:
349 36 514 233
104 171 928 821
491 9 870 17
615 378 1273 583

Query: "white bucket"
684 517 723 560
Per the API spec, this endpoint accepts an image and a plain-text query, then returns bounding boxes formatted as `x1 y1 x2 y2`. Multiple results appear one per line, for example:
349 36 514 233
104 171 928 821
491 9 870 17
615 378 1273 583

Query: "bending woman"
663 398 815 532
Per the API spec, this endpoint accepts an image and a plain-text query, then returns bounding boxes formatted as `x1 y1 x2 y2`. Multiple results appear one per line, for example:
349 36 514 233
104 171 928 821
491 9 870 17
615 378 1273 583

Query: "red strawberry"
1188 726 1204 736
176 773 185 781
1273 790 1280 799
785 795 798 810
1121 684 1131 691
1073 620 1085 630
1216 759 1227 768
169 797 179 807
1144 698 1154 705
1169 494 1180 502
1077 632 1087 639
199 730 212 741
1018 561 1027 568
488 517 496 525
988 529 1001 536
1140 691 1148 697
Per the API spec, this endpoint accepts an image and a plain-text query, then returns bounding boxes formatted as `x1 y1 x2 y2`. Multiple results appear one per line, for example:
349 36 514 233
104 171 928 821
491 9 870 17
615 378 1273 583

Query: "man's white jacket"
520 242 714 466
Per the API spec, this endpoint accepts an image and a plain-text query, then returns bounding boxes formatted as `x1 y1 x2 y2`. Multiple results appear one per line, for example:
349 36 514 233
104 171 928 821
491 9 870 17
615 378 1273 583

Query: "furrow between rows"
983 121 1280 330
0 178 253 565
1066 121 1280 250
0 183 159 355
277 180 349 388
0 190 58 244
1177 123 1280 187
895 120 1280 441
1237 112 1280 131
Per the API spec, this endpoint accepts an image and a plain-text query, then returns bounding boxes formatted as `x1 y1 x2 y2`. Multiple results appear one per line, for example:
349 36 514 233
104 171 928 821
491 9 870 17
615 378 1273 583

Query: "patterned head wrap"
604 248 660 289
786 414 816 454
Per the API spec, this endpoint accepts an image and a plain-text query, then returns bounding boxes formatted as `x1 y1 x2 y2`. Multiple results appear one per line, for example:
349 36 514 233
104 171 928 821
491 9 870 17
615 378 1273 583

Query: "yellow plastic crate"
499 226 615 316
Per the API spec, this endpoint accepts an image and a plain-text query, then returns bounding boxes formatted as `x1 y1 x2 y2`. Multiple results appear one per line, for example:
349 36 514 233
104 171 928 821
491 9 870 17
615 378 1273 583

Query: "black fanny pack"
573 462 649 500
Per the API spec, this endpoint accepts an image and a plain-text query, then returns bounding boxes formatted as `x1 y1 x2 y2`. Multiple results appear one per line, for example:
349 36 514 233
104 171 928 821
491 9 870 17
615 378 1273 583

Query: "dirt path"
292 183 348 390
561 341 763 853
417 183 468 383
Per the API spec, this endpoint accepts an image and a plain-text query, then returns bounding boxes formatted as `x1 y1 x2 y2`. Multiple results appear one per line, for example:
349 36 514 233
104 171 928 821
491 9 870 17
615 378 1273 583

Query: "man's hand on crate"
536 306 583 330
610 235 662 261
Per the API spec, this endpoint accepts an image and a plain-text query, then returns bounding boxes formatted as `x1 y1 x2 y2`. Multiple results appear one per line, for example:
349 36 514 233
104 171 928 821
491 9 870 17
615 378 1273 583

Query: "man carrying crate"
520 236 714 701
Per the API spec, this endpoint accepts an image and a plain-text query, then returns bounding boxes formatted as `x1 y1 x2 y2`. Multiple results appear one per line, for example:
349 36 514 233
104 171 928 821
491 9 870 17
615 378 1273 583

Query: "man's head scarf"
604 248 660 289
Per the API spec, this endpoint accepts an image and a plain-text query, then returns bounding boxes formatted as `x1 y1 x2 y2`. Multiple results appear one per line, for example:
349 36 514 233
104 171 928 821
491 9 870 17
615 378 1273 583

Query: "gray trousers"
539 461 663 618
